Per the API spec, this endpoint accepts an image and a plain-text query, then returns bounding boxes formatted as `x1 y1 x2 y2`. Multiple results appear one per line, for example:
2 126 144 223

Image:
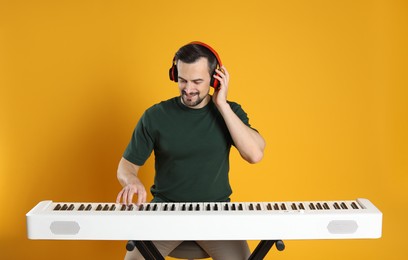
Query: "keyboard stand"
248 240 285 260
126 240 164 260
126 240 285 260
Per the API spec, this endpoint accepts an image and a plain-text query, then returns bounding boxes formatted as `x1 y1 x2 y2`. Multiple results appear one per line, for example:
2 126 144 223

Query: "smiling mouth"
182 91 199 98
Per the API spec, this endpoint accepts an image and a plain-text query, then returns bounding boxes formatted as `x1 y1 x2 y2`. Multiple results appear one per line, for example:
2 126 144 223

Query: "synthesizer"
26 198 382 241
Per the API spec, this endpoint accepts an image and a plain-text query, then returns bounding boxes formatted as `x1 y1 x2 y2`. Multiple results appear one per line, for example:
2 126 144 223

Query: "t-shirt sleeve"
229 102 258 132
123 112 154 166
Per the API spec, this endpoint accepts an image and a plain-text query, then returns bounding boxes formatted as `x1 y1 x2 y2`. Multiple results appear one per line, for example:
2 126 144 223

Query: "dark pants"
124 240 250 260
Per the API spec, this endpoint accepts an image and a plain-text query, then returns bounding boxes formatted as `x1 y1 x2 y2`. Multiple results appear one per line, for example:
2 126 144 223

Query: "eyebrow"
178 76 204 83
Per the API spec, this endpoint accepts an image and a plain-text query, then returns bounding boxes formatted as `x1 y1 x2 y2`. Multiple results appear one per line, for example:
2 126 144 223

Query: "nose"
183 82 194 93
183 86 192 94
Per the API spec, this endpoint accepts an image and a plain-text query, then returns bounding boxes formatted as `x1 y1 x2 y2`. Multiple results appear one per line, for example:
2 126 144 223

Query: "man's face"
177 57 211 109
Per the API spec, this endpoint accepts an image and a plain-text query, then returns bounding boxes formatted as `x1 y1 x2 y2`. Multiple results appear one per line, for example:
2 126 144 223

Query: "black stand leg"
126 240 165 260
275 240 285 251
248 240 285 260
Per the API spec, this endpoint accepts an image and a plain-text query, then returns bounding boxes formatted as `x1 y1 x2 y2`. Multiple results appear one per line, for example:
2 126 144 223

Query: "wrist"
215 101 231 113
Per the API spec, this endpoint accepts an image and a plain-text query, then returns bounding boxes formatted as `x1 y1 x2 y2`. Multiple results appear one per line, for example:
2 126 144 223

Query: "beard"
180 90 209 108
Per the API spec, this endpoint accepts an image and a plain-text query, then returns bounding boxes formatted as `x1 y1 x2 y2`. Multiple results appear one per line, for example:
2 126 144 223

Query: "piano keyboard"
26 198 382 241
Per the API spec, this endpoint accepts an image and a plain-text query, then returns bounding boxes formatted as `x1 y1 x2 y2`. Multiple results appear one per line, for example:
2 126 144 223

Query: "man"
116 42 265 259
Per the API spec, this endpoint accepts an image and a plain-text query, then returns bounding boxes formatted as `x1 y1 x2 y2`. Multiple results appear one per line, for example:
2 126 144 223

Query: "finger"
116 189 124 204
126 191 133 205
137 189 146 206
217 66 228 77
141 189 147 203
136 193 142 206
215 70 225 80
220 66 229 82
215 69 229 84
122 188 129 205
216 68 225 75
221 66 228 76
127 189 135 205
214 74 227 89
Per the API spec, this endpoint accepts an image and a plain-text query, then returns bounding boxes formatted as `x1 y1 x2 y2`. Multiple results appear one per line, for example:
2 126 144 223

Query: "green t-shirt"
123 96 253 202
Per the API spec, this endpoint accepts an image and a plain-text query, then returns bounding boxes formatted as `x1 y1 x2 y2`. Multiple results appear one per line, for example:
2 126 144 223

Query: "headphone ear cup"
212 78 220 89
169 65 178 82
210 72 218 88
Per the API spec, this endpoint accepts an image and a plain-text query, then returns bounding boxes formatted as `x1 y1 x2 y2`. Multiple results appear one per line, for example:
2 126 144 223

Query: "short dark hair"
175 43 218 76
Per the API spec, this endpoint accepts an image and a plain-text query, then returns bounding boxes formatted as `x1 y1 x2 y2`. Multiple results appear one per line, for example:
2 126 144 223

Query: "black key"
309 203 316 210
238 204 243 211
316 203 323 210
163 204 168 211
291 203 297 210
333 202 340 210
61 204 68 210
127 204 134 211
231 204 236 211
85 204 92 211
120 204 127 211
188 204 193 211
273 203 279 210
206 204 211 211
299 203 305 210
249 204 254 211
78 204 85 211
103 204 109 211
181 204 186 211
153 204 158 211
54 204 61 211
171 204 176 211
224 204 229 211
145 204 151 211
195 204 200 211
96 204 102 211
267 203 273 210
351 202 359 209
341 202 348 209
213 204 218 211
323 203 330 210
280 203 286 210
68 204 75 211
110 204 116 211
256 204 262 210
135 204 141 211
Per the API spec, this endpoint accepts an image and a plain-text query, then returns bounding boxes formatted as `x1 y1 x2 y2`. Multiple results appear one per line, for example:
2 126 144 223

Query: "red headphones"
169 41 223 89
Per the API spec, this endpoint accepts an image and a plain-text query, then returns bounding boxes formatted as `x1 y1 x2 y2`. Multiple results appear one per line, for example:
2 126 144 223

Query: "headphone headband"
189 41 223 67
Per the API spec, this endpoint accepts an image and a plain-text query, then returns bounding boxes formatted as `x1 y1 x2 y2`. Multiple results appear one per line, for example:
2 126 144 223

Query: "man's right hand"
116 157 146 205
116 178 147 206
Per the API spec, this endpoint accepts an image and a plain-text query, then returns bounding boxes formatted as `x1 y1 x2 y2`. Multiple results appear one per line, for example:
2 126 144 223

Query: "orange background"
1 0 407 259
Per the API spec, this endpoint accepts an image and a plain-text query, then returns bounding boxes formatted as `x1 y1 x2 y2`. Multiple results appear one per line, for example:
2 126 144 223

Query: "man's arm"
217 103 265 163
212 66 266 163
116 157 147 205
